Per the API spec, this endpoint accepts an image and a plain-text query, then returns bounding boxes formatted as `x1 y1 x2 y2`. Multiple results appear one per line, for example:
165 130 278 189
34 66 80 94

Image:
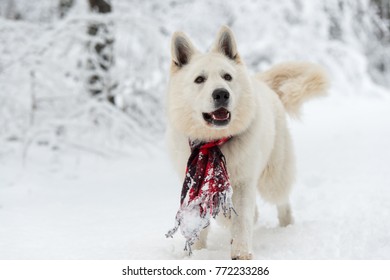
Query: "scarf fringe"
184 240 193 256
166 188 236 256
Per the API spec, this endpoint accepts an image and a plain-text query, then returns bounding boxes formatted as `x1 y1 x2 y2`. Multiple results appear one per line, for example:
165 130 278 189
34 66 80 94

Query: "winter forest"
1 0 390 259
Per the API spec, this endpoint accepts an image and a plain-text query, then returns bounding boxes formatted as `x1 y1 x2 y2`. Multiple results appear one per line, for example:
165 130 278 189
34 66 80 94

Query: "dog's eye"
223 73 232 81
194 76 206 84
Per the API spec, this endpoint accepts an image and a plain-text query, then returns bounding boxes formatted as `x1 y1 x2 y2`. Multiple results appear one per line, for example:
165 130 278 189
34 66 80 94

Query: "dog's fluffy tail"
256 62 329 118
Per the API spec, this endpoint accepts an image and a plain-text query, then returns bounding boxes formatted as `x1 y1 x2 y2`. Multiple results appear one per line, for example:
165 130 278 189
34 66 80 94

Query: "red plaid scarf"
166 137 235 255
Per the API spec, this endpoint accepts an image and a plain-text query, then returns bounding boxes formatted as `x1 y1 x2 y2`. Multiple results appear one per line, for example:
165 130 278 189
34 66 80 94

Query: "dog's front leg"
230 180 256 260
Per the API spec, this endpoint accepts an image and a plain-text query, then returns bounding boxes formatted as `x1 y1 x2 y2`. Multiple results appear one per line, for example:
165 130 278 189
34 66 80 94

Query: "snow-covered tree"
86 0 116 104
59 0 74 19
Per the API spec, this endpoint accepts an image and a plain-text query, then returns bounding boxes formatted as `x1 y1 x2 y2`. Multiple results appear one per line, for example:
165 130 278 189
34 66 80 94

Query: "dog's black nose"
212 88 230 107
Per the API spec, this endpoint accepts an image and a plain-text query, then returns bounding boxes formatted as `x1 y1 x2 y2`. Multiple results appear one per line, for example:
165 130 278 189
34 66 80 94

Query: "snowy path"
1 95 390 259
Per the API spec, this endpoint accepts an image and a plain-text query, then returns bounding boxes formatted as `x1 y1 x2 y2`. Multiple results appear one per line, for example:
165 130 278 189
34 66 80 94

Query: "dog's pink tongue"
212 108 229 120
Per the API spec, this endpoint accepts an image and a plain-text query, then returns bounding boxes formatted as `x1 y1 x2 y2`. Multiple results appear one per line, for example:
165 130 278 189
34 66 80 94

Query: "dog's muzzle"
202 88 231 127
202 107 231 127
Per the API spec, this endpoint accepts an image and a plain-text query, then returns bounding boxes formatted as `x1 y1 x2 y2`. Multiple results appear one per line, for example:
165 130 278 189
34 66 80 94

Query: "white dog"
165 26 328 260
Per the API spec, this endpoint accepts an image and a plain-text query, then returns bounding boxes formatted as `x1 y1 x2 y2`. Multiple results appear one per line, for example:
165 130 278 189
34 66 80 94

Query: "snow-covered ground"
1 93 389 260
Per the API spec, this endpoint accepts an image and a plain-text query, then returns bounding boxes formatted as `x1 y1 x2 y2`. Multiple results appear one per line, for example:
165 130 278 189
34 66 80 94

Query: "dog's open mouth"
202 107 231 126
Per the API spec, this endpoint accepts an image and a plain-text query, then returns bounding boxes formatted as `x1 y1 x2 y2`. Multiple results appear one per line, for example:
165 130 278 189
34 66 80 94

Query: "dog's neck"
189 136 232 151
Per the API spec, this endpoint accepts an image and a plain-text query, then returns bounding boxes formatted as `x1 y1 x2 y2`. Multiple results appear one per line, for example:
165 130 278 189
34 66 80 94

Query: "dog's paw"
279 215 294 227
278 209 294 227
231 239 253 260
231 252 253 260
277 204 294 227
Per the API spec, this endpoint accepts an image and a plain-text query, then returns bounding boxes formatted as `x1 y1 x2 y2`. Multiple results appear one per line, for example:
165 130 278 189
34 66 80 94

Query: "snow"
1 0 390 260
1 94 390 260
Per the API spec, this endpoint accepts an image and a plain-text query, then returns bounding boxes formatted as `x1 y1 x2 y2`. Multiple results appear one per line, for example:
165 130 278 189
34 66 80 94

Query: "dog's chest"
221 136 269 184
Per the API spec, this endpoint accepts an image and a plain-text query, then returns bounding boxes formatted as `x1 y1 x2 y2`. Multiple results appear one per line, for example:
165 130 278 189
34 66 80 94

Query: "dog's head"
167 26 256 141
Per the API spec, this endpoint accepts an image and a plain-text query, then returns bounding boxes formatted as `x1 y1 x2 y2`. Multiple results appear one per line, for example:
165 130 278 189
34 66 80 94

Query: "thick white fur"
166 26 329 260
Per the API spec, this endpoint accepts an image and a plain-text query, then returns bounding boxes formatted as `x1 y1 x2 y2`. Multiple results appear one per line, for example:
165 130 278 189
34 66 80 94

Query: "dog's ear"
212 26 241 63
171 32 196 68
